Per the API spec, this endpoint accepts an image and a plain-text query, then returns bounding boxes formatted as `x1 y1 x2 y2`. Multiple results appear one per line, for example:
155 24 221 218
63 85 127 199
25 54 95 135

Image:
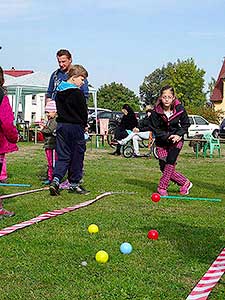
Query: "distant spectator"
117 106 153 157
111 104 138 155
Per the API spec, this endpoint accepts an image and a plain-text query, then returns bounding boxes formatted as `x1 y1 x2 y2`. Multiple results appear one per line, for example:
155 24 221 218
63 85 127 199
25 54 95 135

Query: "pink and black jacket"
0 89 18 155
149 99 190 147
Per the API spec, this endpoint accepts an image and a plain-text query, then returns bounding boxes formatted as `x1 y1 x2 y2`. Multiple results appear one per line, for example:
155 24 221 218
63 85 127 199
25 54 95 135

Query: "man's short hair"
67 65 88 79
56 49 72 59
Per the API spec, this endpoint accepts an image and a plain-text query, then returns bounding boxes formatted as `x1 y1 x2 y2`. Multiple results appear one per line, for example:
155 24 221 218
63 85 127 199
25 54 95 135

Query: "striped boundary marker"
0 191 133 238
186 248 225 299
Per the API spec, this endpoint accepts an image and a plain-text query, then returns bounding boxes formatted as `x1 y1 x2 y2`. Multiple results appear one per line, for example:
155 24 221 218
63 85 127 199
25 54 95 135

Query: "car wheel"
212 129 219 138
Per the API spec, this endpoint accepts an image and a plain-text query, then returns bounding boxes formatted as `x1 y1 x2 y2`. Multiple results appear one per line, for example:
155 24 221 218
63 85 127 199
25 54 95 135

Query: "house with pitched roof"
210 59 225 115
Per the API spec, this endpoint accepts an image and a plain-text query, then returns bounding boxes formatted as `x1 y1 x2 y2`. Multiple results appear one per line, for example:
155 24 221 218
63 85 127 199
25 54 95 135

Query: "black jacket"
138 115 153 132
149 99 190 146
55 88 88 128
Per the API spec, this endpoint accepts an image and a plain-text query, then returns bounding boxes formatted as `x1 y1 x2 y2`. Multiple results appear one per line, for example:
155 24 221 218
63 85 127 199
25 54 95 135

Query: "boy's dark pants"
53 123 86 184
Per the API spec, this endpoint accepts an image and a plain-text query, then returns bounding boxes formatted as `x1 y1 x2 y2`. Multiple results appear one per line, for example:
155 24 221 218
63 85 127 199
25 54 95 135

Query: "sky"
0 0 225 95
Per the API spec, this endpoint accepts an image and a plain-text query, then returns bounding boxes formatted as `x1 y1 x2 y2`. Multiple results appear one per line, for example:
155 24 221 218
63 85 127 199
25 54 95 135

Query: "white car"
188 115 219 138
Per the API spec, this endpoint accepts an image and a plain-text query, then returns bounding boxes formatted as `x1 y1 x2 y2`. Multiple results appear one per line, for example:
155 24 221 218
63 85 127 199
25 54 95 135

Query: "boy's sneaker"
68 184 90 195
0 179 8 184
49 180 60 196
0 208 15 218
42 179 51 185
157 187 168 196
180 181 193 195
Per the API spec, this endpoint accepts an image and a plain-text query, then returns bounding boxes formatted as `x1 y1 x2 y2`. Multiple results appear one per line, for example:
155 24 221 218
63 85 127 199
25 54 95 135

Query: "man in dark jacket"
49 64 89 196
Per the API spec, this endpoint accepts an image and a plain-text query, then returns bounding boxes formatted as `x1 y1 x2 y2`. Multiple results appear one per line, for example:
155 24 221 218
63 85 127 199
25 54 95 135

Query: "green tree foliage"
187 106 222 124
139 58 206 108
139 67 167 105
207 77 216 98
97 82 140 111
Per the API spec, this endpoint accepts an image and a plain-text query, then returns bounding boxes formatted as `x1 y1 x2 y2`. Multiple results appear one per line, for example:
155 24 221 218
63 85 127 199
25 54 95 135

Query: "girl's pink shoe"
157 188 168 196
180 181 193 195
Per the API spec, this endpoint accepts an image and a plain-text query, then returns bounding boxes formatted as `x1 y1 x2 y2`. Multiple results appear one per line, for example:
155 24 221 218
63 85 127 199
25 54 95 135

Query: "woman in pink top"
0 66 19 218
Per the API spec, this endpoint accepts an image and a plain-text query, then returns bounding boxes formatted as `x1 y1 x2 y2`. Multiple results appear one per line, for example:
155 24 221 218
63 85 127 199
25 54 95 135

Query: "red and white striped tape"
0 192 114 238
186 248 225 299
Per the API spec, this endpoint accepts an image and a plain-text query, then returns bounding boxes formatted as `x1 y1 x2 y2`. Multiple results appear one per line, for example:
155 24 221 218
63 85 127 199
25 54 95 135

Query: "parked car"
88 111 123 133
188 115 219 138
219 118 225 138
88 107 112 119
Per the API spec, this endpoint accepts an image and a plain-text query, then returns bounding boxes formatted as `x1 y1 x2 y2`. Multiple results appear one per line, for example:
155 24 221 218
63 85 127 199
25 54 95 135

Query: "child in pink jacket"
0 66 19 218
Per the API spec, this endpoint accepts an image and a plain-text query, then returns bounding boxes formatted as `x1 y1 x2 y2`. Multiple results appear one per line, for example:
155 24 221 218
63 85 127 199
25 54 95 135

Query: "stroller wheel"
123 145 134 158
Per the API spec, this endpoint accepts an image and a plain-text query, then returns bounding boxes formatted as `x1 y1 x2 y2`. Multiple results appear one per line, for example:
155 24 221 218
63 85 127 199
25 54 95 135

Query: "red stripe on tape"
186 247 225 299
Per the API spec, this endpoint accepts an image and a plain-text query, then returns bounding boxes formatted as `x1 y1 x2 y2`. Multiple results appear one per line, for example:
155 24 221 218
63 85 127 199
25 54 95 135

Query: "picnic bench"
185 135 224 158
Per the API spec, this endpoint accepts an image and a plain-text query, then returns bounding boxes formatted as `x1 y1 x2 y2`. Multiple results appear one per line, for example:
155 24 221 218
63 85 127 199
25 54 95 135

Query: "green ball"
95 250 109 263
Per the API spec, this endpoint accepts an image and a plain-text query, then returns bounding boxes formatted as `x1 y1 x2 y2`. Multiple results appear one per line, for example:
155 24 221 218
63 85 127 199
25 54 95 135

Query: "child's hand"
133 127 139 133
168 134 181 143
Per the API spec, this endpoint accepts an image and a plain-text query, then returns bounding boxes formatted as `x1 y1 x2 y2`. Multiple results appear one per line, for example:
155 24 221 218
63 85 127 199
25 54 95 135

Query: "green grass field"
0 141 224 299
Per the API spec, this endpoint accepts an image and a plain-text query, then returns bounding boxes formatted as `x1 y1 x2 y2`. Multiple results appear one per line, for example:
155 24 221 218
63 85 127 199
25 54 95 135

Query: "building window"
31 112 36 123
32 95 37 105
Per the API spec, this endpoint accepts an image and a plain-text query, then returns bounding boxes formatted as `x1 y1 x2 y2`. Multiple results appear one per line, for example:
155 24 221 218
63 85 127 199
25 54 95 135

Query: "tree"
139 67 167 106
97 82 140 111
139 58 206 108
165 58 206 107
207 77 216 98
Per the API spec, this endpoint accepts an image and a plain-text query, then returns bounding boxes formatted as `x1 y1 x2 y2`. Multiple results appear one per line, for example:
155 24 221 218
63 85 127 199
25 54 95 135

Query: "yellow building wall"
214 79 225 116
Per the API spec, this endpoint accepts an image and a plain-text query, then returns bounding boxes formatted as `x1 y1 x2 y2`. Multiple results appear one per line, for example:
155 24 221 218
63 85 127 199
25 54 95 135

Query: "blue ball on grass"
120 242 133 254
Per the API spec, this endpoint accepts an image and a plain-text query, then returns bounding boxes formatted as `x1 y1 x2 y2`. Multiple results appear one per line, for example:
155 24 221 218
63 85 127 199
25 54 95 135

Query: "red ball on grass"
151 193 161 202
147 229 159 240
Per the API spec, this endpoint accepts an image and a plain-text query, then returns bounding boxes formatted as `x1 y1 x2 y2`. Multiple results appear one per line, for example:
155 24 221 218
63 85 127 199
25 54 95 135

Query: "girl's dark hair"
0 66 4 87
160 85 175 96
122 104 135 115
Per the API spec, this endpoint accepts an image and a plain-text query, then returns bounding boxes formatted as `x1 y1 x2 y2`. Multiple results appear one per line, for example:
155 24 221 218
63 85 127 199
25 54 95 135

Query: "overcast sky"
1 0 225 94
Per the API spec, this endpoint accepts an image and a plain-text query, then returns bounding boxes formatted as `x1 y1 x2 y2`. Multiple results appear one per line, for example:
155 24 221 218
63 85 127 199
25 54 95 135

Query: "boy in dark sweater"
49 65 89 196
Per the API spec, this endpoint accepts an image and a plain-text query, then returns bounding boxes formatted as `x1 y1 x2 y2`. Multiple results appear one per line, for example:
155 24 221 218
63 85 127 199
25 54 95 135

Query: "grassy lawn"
0 140 225 299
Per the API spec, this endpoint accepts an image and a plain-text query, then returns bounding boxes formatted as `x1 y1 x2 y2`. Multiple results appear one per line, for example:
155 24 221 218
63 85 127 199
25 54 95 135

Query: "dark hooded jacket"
149 99 190 147
119 104 138 131
55 81 88 128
